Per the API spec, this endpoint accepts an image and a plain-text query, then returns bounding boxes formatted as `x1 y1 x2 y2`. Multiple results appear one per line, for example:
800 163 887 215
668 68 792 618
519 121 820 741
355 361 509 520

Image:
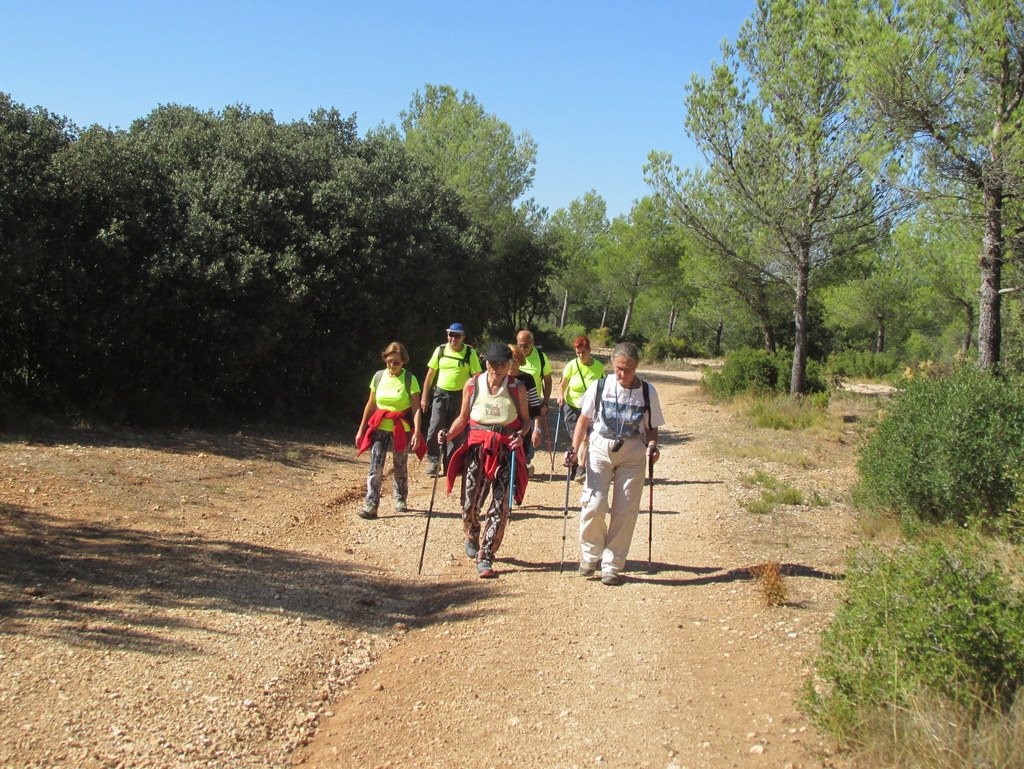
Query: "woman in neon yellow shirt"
557 335 605 481
355 342 424 519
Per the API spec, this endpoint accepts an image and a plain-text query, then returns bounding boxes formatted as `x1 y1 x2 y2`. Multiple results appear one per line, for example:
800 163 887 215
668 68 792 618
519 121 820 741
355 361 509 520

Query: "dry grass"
751 561 788 606
848 689 1024 769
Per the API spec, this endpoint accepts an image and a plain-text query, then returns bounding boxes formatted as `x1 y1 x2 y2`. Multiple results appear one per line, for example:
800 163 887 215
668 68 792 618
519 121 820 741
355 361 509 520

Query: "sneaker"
526 463 534 477
394 499 408 513
477 561 497 578
601 572 622 586
579 562 598 577
357 503 378 520
465 539 479 559
425 458 439 476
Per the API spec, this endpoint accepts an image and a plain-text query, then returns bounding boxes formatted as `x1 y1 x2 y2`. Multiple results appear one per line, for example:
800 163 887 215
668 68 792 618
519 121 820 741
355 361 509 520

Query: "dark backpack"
436 344 476 368
373 368 413 393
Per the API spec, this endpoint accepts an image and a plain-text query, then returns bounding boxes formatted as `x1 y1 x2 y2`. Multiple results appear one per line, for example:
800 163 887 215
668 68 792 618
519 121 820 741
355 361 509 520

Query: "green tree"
648 0 895 394
549 190 608 329
0 93 76 407
398 84 537 229
836 0 1024 370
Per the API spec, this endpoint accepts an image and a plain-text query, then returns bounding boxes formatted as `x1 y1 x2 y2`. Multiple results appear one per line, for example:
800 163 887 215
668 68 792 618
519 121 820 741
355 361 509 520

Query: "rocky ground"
1 365 879 768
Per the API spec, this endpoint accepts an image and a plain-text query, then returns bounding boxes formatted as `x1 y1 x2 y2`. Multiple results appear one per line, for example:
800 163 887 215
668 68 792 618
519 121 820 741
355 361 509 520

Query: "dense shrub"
643 337 707 361
857 366 1024 527
825 350 900 380
803 540 1024 739
558 324 587 348
701 348 827 398
590 328 614 348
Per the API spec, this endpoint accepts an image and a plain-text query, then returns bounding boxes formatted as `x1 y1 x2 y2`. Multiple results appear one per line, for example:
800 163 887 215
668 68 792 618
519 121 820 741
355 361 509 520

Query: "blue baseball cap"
446 323 466 334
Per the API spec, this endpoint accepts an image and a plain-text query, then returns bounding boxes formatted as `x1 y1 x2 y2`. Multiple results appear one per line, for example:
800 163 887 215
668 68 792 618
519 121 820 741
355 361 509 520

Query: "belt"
470 424 515 435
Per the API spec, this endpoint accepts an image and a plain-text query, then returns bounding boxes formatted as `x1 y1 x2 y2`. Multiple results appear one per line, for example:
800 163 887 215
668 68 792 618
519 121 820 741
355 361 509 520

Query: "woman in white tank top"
440 343 530 579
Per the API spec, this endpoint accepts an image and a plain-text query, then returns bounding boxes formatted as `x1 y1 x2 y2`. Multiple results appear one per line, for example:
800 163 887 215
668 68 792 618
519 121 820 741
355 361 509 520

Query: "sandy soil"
1 366 870 769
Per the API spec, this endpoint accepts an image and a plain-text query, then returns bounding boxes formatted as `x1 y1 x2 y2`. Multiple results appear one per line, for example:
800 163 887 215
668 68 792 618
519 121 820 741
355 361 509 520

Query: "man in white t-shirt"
564 342 664 585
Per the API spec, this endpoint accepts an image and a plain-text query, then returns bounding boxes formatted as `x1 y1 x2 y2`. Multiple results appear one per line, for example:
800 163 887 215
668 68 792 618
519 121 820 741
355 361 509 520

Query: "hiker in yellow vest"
516 329 552 476
355 342 425 519
441 343 530 579
556 335 606 483
420 322 482 475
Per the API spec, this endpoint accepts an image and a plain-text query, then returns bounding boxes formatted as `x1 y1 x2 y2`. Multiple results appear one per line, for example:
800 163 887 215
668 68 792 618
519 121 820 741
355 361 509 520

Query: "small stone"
749 744 765 755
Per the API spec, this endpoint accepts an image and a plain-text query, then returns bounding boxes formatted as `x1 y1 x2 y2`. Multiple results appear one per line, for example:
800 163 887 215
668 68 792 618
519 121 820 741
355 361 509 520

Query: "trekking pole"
507 447 517 515
559 458 574 573
418 438 446 575
549 409 562 482
647 453 655 569
542 410 553 480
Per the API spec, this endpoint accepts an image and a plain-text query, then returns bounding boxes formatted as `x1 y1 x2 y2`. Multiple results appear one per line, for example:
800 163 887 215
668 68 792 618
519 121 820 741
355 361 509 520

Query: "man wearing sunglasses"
421 323 482 475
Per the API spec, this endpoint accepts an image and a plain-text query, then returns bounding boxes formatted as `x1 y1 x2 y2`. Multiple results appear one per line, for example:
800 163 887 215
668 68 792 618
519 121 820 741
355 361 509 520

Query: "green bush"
558 323 587 347
643 337 707 361
825 350 900 380
857 366 1024 527
590 327 614 348
701 348 827 398
803 539 1024 740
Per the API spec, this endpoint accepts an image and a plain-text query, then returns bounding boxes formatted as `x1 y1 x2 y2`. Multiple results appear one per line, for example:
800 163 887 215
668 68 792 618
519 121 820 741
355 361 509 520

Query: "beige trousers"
578 433 647 575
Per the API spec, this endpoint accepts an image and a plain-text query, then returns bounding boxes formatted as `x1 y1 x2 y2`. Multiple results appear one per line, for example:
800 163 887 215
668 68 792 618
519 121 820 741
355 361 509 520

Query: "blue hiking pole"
507 447 517 514
549 409 562 482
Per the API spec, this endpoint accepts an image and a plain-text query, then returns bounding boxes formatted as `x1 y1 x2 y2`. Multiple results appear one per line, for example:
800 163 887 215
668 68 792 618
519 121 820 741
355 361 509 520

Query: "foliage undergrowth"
857 366 1024 532
702 348 827 398
802 538 1024 767
825 349 901 381
643 337 708 362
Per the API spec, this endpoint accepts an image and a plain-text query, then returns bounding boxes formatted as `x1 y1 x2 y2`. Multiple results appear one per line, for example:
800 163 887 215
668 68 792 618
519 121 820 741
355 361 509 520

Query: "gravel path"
1 367 862 768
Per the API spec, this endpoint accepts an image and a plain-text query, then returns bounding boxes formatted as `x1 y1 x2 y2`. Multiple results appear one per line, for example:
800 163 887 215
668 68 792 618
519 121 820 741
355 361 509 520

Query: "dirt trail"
1 366 862 769
295 368 858 769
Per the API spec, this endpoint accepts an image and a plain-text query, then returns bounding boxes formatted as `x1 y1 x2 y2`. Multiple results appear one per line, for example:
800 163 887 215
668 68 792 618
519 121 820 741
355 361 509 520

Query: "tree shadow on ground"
500 556 843 586
630 561 844 587
0 503 489 653
3 427 358 470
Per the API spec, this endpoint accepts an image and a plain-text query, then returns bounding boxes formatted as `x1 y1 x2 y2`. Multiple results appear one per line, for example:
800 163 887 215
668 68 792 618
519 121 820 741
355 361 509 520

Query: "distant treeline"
1 95 549 427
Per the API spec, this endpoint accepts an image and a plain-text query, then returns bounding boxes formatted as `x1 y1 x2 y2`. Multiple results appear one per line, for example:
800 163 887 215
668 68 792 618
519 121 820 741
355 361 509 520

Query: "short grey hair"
611 342 640 362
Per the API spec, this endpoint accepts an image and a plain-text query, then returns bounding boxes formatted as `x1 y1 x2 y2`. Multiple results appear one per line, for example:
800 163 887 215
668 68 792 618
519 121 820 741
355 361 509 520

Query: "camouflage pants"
460 444 512 562
365 431 408 507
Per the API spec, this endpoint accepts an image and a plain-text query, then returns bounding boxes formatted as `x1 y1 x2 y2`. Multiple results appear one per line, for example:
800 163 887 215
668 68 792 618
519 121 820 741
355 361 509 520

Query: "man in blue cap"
420 323 483 475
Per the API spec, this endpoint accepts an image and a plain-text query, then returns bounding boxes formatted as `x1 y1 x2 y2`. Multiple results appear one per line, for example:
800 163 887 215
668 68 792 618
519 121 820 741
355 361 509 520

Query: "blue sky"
2 0 755 220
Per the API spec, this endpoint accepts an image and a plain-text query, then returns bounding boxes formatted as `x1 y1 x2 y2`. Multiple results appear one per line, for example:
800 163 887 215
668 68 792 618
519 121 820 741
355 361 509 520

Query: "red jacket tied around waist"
356 409 426 459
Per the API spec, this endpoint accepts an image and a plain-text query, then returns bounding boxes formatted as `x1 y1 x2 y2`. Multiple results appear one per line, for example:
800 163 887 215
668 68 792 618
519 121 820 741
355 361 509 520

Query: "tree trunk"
600 296 610 330
713 318 724 357
668 304 678 337
559 287 569 330
875 313 886 354
620 294 636 338
977 184 1003 370
790 260 810 395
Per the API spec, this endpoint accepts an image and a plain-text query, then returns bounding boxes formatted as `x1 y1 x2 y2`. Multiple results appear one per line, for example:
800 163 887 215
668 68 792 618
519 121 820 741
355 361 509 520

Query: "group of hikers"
354 323 664 584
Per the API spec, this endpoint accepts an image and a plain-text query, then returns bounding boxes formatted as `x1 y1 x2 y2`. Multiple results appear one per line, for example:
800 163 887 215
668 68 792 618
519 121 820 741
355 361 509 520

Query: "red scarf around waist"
356 409 426 459
445 419 527 504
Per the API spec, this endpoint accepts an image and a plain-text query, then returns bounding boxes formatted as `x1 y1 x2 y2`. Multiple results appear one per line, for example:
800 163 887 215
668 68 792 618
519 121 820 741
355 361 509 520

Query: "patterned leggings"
460 444 512 562
365 431 408 507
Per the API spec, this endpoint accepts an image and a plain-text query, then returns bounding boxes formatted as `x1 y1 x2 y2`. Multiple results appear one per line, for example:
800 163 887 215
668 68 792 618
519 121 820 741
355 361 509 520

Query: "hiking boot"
425 457 439 476
477 561 497 578
465 539 479 559
357 503 378 520
526 463 535 477
600 572 622 586
394 499 408 513
579 562 598 577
